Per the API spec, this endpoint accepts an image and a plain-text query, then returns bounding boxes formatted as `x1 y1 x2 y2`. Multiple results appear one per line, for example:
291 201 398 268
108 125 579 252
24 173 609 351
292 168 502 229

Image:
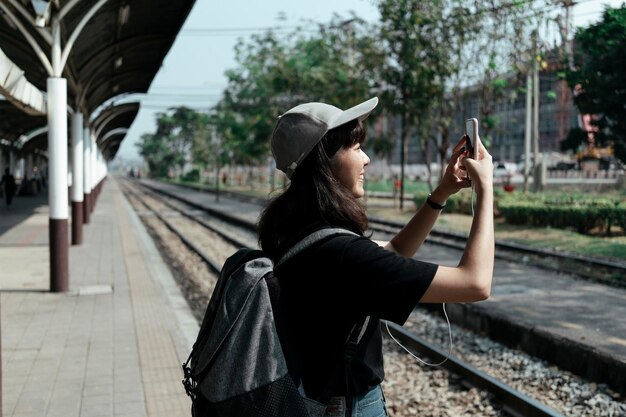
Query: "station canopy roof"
92 102 140 160
0 99 46 144
0 0 196 159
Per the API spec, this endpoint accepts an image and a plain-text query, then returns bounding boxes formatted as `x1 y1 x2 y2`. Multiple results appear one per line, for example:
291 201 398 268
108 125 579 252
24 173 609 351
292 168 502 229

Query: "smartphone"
465 118 479 160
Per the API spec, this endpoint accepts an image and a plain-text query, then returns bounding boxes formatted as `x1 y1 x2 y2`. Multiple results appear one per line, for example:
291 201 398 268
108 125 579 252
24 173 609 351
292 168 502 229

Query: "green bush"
498 198 626 234
412 188 626 235
413 190 476 215
181 168 200 183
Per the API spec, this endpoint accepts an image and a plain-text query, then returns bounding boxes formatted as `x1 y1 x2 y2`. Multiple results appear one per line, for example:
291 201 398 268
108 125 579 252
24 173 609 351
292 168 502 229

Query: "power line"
177 0 604 37
182 26 301 33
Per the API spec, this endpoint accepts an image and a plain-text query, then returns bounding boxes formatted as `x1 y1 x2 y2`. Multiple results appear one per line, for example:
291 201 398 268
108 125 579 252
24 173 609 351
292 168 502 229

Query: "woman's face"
331 142 370 198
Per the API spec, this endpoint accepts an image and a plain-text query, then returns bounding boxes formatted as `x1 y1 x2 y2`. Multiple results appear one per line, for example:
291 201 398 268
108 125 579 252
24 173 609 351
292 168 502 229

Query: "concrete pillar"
26 154 34 179
47 77 69 293
90 135 96 212
71 113 84 244
9 151 15 175
83 126 91 224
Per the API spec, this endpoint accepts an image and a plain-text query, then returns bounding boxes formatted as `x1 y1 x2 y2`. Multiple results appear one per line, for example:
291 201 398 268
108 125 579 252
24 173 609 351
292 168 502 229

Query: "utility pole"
399 110 408 210
554 0 575 156
524 29 539 193
523 69 532 193
212 127 220 203
533 48 541 192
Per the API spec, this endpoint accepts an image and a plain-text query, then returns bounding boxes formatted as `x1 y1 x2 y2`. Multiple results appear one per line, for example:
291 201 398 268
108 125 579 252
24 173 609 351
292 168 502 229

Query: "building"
373 65 582 169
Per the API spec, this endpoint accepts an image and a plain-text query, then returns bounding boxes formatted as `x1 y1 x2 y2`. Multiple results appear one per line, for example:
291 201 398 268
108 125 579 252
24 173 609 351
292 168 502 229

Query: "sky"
114 0 624 163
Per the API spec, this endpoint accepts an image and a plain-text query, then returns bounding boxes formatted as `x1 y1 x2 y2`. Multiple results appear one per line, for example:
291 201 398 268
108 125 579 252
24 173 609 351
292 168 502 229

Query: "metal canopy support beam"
71 112 83 245
15 126 48 149
99 127 128 144
94 107 136 139
8 0 52 44
59 0 109 72
0 2 53 76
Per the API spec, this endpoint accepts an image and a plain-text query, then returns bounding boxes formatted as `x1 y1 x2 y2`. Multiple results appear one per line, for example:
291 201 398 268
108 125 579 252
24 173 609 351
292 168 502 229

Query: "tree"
190 113 213 170
136 106 205 178
567 5 626 162
136 133 172 178
428 3 477 182
216 15 384 169
378 0 451 206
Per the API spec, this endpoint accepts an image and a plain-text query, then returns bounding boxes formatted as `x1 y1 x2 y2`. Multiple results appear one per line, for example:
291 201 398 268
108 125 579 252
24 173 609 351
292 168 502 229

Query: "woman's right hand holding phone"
463 134 493 194
420 133 495 304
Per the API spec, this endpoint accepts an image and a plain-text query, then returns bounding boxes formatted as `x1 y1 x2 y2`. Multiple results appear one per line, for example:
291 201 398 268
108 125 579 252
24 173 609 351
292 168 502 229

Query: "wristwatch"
426 194 445 210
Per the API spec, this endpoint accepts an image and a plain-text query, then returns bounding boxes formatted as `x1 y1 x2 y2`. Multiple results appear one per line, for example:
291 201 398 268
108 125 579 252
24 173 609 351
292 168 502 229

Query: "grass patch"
165 179 626 262
367 206 626 262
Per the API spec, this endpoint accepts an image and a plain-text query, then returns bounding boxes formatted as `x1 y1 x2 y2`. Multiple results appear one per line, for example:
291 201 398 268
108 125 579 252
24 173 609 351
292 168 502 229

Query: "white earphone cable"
385 302 453 367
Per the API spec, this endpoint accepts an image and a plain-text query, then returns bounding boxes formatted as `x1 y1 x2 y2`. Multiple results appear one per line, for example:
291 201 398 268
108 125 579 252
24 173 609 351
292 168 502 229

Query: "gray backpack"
182 228 370 417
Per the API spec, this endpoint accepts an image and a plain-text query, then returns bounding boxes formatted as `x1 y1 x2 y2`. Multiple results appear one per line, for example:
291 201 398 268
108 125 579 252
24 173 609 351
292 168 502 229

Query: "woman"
258 97 494 417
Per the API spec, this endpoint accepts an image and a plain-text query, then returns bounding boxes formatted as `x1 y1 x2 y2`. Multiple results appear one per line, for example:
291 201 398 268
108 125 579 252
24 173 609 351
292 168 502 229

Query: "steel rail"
140 180 626 282
120 182 222 274
133 181 251 250
384 322 564 417
125 178 569 416
138 181 258 233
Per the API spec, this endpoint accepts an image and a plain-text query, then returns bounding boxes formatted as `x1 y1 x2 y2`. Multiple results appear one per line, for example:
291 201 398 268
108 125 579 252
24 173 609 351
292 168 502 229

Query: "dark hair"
258 120 368 261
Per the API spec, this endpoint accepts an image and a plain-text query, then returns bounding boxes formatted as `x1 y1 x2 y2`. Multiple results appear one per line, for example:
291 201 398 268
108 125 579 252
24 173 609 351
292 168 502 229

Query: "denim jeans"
323 385 388 417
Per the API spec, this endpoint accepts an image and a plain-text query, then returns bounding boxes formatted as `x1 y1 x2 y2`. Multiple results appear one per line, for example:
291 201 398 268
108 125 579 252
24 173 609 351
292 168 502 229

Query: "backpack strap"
278 227 371 407
343 316 371 416
317 315 371 405
275 227 358 268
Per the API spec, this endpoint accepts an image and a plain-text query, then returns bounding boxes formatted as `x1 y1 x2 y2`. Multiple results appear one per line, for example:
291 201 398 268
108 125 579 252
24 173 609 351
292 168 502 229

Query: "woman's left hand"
436 136 473 199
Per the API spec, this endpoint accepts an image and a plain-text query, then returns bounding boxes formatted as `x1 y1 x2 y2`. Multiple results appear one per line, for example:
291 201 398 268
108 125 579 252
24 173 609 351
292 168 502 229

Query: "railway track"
164 181 626 288
120 178 570 417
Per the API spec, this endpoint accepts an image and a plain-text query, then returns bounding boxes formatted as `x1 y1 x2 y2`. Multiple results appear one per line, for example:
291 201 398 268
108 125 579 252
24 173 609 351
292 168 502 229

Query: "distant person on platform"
1 168 17 208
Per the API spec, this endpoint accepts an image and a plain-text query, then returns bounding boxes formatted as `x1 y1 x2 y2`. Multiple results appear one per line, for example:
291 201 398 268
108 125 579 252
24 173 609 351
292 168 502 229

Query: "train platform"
1 179 198 417
140 178 626 396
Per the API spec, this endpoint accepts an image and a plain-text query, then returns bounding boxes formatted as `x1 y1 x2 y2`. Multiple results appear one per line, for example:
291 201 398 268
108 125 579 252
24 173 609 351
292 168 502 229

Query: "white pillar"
16 158 23 179
9 151 15 175
83 126 92 223
47 76 69 292
71 112 84 244
83 127 91 195
72 113 84 202
26 155 34 179
48 77 68 220
91 135 97 187
89 134 97 212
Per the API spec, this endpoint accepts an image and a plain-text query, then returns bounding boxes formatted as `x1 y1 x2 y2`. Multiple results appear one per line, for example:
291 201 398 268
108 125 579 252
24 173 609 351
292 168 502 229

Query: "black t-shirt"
273 226 438 400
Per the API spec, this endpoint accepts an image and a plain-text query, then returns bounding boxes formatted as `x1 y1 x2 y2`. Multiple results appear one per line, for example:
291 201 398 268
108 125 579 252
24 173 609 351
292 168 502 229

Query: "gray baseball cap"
271 97 378 178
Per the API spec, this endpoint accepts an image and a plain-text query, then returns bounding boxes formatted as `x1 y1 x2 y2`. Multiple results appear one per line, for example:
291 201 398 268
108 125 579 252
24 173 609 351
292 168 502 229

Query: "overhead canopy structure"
0 99 46 145
92 102 140 159
0 0 196 157
0 47 47 115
